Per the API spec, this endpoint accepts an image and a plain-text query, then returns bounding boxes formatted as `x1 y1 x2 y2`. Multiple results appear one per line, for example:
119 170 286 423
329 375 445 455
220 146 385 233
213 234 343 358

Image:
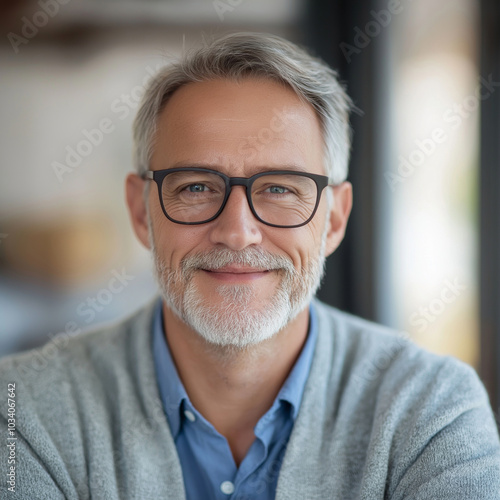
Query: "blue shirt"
152 300 318 500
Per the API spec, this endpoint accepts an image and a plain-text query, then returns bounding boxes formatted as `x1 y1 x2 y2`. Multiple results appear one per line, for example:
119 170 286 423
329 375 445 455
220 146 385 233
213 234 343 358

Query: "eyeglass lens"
160 170 318 226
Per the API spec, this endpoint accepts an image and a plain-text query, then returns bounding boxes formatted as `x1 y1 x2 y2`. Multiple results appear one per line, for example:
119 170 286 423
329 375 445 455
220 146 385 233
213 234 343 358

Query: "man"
1 33 499 499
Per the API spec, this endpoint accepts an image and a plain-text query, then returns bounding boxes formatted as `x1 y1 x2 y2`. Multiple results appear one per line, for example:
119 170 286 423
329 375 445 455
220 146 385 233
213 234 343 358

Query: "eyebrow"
165 162 310 175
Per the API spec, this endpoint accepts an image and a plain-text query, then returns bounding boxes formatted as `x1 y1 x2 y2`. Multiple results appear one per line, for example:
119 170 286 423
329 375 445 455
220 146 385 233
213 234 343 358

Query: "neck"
162 302 310 464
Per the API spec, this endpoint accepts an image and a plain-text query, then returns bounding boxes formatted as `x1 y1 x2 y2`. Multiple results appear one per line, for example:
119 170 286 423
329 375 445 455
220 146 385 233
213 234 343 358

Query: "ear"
125 173 151 249
324 181 352 257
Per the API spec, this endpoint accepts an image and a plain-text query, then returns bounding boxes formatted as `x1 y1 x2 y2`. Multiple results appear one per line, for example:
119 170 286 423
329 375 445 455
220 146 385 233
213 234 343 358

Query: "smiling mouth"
203 266 270 274
200 266 272 282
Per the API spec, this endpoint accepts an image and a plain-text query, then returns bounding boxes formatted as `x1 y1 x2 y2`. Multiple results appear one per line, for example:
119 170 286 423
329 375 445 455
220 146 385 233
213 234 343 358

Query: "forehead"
151 77 326 176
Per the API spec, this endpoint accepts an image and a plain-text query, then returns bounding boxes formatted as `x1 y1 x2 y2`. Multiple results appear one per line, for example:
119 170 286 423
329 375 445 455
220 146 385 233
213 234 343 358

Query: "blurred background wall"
0 0 499 410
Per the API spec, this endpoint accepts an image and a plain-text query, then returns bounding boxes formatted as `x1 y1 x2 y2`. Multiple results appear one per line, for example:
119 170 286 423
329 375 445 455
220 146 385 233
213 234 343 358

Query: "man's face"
139 78 345 348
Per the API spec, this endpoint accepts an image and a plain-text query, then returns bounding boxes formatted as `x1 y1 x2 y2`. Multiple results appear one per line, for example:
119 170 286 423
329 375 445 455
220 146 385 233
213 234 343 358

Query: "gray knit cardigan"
1 298 499 499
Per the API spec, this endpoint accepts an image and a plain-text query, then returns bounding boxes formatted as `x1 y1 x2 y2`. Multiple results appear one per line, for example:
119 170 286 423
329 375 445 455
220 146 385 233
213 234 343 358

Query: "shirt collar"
153 299 318 437
275 304 318 420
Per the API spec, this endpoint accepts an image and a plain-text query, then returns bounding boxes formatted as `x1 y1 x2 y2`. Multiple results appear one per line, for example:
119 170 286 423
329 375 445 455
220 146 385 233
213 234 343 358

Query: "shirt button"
220 481 235 495
184 410 196 422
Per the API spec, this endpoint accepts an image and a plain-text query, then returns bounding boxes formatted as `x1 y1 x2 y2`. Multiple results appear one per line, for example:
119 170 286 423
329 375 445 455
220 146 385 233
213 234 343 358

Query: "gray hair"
133 32 352 184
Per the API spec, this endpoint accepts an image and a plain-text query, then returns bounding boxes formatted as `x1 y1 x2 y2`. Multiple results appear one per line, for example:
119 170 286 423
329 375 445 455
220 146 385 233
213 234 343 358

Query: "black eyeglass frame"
142 167 331 228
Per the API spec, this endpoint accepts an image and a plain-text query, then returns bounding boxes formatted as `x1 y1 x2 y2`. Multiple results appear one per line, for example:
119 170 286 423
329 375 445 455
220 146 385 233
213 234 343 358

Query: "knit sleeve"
388 359 500 500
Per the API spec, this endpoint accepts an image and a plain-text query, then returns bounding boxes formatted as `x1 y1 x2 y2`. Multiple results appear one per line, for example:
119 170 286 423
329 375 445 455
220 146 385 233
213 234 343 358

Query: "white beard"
149 222 328 349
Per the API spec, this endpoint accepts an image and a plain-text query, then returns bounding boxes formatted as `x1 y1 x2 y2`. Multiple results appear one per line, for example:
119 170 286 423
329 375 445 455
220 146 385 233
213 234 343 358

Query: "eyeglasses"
142 167 331 228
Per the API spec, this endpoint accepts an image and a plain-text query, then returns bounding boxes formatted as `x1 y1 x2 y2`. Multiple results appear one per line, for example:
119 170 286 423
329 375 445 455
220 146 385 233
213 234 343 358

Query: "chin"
179 280 303 349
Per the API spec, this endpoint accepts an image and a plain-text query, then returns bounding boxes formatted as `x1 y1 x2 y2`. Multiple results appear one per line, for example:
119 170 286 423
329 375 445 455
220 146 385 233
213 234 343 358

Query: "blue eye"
187 184 208 192
269 186 288 194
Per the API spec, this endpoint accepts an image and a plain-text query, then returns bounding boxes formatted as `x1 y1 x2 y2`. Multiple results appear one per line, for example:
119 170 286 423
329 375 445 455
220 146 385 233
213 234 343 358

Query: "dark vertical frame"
480 0 500 412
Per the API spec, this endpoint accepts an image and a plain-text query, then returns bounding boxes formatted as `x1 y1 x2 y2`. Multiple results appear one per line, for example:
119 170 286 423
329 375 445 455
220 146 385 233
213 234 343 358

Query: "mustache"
180 247 296 276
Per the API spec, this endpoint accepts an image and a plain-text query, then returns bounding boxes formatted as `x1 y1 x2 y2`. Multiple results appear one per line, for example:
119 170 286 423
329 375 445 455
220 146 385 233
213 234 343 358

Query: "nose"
208 186 263 250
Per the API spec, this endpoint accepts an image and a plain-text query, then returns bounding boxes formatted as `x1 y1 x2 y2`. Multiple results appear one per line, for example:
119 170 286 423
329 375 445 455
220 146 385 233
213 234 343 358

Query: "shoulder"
0 298 157 384
0 297 179 498
310 298 491 418
0 298 159 440
299 300 500 498
281 302 500 498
